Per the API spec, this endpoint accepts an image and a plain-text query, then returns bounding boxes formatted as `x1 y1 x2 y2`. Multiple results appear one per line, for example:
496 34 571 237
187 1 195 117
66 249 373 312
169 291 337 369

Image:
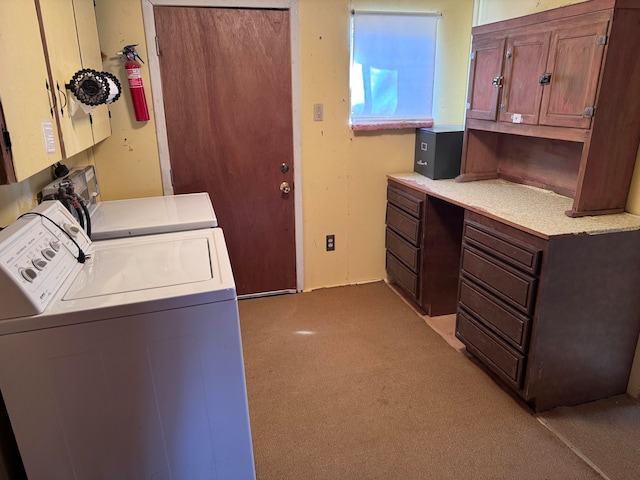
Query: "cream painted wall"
474 0 640 400
300 0 474 290
0 150 94 227
92 0 163 201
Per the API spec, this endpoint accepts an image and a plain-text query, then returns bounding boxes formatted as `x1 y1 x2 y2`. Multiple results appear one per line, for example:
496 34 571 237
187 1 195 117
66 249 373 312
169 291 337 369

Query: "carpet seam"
536 415 611 480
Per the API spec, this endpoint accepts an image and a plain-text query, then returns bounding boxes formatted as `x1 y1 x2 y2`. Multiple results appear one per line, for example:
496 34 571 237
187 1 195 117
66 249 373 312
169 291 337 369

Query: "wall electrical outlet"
326 234 335 251
313 103 324 122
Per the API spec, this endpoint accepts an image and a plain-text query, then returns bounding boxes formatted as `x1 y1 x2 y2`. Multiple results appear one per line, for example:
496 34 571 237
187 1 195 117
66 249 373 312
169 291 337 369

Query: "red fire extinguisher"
120 45 150 122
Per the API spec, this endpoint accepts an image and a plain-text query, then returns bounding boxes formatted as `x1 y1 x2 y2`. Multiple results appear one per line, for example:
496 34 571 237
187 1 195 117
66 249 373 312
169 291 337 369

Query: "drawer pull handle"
417 160 428 166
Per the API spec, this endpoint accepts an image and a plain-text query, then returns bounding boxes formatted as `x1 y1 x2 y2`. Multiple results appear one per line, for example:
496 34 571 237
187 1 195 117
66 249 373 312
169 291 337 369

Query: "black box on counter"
414 126 464 180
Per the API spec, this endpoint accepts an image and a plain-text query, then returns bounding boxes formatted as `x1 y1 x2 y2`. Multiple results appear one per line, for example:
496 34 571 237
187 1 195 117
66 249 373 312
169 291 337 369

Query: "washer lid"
63 237 212 300
90 193 217 240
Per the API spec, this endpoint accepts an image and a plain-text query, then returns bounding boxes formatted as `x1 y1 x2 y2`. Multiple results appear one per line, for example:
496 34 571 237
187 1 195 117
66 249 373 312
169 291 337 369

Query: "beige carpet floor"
538 394 640 480
238 281 614 480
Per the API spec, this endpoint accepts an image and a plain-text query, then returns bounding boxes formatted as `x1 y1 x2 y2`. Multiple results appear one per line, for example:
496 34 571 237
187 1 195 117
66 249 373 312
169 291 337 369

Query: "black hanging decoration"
66 69 122 107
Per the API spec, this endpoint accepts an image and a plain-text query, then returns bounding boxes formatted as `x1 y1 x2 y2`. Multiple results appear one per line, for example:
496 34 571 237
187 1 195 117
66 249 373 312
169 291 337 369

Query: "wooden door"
154 7 295 296
466 36 505 121
498 32 550 125
539 15 609 129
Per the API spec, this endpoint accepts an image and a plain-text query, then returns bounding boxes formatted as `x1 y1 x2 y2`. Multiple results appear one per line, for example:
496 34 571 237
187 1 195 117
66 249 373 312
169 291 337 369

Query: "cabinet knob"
492 76 503 88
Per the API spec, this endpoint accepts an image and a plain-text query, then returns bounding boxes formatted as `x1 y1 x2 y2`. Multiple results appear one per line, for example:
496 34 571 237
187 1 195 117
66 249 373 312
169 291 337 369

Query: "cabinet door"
0 0 62 182
538 16 609 129
38 0 95 159
466 36 505 121
498 32 550 125
73 0 111 144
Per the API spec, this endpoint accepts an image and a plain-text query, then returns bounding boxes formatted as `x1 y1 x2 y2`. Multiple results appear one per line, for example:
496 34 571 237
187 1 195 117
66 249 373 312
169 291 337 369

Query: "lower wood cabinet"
456 211 640 412
385 180 464 316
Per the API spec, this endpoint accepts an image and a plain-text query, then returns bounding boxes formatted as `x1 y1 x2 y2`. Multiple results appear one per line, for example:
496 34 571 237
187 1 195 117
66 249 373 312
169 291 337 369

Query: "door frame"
142 0 304 293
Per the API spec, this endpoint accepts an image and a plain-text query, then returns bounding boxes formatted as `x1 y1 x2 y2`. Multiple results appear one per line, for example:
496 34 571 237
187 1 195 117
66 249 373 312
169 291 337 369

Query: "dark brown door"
154 7 296 296
466 35 505 121
498 32 550 125
539 16 608 129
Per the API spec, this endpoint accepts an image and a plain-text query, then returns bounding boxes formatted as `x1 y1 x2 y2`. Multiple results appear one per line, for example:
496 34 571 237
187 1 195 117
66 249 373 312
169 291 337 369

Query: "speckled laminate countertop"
388 173 640 239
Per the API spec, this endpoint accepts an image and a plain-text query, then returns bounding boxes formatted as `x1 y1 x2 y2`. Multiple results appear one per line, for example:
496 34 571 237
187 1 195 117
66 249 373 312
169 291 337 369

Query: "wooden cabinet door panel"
498 32 550 125
466 36 505 121
539 17 609 128
0 0 61 182
38 0 94 158
73 0 110 145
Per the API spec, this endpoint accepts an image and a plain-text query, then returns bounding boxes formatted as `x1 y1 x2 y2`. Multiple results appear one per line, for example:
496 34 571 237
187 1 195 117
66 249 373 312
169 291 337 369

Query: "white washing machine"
0 201 255 480
42 166 218 240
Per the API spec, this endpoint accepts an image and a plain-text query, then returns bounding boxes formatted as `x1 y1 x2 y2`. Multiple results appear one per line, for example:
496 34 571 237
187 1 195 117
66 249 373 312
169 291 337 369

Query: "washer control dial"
42 248 56 261
50 239 61 251
32 258 48 270
20 268 38 283
63 223 81 238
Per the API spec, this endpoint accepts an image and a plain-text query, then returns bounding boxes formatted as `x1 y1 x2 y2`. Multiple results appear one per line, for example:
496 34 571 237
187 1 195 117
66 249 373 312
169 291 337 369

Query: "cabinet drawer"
459 279 530 351
386 251 419 300
463 221 541 275
387 185 423 218
386 228 420 272
456 310 526 389
461 244 537 314
386 204 421 246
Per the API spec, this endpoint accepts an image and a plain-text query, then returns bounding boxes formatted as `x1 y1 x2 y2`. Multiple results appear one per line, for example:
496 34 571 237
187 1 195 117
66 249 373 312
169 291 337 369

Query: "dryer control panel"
0 201 92 320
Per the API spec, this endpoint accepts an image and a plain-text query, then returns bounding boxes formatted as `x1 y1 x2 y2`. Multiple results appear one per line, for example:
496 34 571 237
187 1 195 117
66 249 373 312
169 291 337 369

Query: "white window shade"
350 12 439 130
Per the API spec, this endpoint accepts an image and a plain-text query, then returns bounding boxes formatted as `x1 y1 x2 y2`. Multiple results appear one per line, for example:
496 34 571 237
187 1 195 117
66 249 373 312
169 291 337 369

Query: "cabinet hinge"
465 102 471 110
470 51 475 60
169 168 174 186
1 128 11 153
584 106 595 118
155 36 160 57
596 36 608 46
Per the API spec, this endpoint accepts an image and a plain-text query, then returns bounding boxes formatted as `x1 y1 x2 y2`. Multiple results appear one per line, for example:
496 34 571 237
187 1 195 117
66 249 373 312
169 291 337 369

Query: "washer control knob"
20 268 38 283
63 223 81 238
32 258 48 270
50 239 61 251
42 248 56 261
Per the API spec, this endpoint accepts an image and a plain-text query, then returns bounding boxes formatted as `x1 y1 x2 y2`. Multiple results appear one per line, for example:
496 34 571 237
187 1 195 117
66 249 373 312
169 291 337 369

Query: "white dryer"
0 201 255 480
42 166 218 240
90 191 217 240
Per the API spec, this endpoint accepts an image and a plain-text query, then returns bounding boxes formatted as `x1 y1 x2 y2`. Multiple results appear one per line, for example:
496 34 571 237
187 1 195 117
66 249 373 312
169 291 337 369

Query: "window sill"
351 120 434 132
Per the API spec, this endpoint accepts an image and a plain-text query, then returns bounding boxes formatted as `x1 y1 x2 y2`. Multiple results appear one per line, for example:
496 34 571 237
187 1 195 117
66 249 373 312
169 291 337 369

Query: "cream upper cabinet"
72 0 111 144
0 0 111 184
38 0 98 159
0 0 62 182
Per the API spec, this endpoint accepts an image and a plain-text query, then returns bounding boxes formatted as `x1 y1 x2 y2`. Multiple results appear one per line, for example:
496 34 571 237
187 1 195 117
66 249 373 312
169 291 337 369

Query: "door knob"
280 181 291 194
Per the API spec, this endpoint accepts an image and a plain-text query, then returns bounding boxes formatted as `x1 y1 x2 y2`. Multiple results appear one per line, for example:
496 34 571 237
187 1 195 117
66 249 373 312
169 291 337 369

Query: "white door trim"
141 0 304 292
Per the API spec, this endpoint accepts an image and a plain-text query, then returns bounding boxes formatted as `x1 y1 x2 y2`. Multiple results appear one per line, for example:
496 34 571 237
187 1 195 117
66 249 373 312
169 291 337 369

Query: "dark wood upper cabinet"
466 36 505 121
458 0 640 218
498 31 550 125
